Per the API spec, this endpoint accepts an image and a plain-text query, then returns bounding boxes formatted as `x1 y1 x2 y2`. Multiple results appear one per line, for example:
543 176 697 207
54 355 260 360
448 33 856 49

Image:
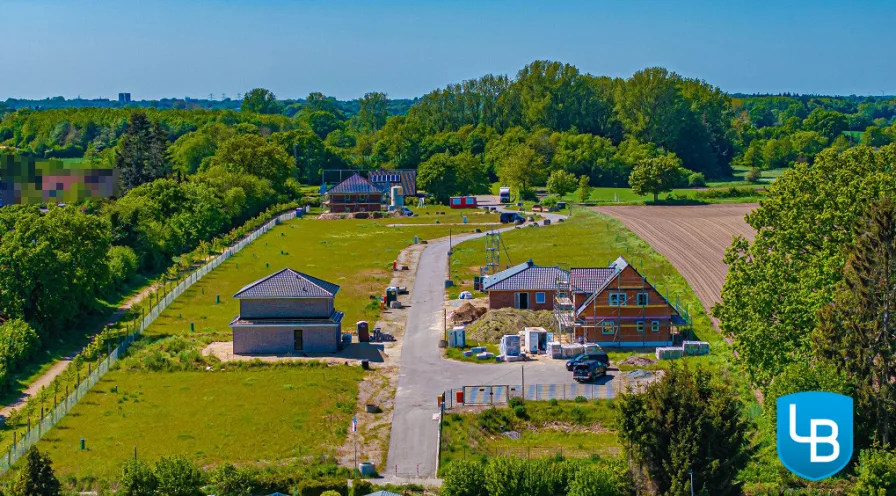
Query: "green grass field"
440 400 620 472
449 209 729 368
34 363 364 479
143 214 474 344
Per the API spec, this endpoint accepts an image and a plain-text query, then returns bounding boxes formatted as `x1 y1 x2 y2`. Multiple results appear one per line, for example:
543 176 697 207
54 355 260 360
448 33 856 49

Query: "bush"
0 319 41 372
851 448 896 496
349 479 373 496
210 463 255 496
153 456 204 496
745 167 762 183
574 395 587 403
549 398 559 406
120 459 157 496
292 477 348 496
540 195 559 208
694 186 758 199
687 172 706 187
107 245 139 289
508 396 523 408
512 404 528 419
441 460 486 496
567 465 618 496
477 407 513 433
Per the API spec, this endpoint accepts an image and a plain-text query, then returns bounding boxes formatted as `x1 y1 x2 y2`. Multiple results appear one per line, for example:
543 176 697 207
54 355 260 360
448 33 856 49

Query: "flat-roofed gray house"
229 269 344 354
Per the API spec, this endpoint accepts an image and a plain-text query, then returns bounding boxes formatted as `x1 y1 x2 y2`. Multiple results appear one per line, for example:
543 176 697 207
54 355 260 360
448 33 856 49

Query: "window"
636 321 645 333
608 293 627 306
636 292 649 306
535 292 546 304
651 320 660 332
294 329 304 351
452 198 461 205
602 321 616 335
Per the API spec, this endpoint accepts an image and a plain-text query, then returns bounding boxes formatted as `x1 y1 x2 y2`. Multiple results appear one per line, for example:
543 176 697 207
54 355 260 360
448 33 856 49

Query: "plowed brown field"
592 204 757 317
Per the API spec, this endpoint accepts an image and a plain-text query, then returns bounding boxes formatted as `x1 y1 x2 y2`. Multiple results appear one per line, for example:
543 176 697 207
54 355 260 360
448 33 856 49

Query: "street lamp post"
689 468 694 496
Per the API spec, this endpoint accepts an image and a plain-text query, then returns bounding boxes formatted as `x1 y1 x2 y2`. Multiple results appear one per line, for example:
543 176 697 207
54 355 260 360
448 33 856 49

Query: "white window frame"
535 292 546 304
636 292 649 306
636 321 645 333
608 292 627 306
651 320 661 332
602 321 616 335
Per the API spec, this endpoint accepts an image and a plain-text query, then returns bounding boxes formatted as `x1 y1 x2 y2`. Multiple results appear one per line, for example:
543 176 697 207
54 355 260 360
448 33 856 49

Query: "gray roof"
482 261 563 291
570 268 615 293
327 173 382 195
482 261 616 293
234 269 340 299
364 492 402 496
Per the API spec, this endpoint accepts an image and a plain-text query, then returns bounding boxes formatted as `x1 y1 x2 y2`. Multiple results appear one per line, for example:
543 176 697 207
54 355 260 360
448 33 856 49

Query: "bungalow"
481 257 686 346
229 268 344 354
324 173 384 213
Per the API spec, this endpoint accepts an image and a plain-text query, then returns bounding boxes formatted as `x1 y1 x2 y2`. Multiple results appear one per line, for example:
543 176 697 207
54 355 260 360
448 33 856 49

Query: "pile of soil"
618 355 657 367
451 303 487 324
466 308 555 342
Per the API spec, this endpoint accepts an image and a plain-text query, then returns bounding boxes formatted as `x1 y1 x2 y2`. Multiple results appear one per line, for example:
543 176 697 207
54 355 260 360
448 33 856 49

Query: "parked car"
573 360 608 382
458 291 473 299
566 351 610 371
400 206 414 216
500 212 526 224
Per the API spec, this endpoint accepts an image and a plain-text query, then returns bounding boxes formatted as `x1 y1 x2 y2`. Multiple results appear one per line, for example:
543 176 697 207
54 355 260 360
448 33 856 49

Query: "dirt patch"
592 204 756 322
450 302 487 325
466 308 556 342
617 355 657 367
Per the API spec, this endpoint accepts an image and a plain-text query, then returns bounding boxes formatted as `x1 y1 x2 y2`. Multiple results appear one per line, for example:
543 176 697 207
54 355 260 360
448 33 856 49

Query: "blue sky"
1 0 894 100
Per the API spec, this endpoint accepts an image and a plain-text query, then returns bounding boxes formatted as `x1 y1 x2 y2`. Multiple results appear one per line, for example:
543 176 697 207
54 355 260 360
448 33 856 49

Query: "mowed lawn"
144 215 471 342
448 209 728 367
36 364 364 478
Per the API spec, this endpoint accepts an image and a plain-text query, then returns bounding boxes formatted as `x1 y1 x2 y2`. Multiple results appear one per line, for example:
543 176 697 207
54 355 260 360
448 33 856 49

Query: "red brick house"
324 173 384 213
482 257 686 347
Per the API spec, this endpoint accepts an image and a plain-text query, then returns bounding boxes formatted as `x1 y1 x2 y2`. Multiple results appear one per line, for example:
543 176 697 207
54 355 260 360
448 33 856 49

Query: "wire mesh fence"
442 380 649 410
442 445 605 464
0 209 297 473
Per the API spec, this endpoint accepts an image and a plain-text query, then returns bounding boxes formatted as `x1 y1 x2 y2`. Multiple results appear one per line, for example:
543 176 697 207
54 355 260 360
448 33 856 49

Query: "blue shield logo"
777 392 853 481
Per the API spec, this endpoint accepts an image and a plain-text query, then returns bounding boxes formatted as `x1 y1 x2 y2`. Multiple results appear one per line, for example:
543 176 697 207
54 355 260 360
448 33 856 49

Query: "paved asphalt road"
386 200 591 477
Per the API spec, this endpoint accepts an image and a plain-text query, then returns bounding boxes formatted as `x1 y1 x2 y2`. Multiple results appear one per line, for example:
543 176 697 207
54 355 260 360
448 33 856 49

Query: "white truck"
499 186 511 203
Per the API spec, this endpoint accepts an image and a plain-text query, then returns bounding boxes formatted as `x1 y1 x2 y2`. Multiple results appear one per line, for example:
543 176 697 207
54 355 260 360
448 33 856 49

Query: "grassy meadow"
440 399 620 473
35 363 364 479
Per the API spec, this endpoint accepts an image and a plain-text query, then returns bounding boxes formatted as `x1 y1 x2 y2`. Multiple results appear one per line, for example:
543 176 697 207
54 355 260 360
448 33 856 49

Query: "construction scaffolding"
553 263 575 340
484 229 502 275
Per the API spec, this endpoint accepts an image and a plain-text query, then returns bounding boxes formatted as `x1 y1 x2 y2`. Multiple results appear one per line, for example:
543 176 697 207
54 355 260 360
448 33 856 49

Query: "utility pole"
689 468 694 496
521 365 525 403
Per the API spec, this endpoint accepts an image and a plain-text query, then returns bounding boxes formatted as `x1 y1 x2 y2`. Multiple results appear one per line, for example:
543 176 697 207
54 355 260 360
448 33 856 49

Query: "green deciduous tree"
803 107 849 142
357 92 389 133
617 365 748 495
716 144 896 388
210 134 293 188
577 175 591 203
498 144 544 199
12 447 61 496
546 170 577 197
566 464 618 496
241 88 280 115
850 448 896 496
210 463 255 496
628 154 683 202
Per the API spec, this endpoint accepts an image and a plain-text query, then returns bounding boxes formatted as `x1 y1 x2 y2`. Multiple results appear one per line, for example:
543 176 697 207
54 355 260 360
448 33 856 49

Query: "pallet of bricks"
656 340 710 360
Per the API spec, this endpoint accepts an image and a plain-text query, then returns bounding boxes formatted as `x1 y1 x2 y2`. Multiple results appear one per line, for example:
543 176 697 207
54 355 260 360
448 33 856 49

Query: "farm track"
592 204 757 321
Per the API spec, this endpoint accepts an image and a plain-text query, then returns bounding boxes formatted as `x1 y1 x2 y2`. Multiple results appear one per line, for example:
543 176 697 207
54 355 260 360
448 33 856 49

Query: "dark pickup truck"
573 360 608 383
566 352 610 371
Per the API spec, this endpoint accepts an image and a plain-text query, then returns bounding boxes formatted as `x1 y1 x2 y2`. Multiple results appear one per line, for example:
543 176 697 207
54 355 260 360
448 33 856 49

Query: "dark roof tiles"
327 173 383 195
234 269 340 298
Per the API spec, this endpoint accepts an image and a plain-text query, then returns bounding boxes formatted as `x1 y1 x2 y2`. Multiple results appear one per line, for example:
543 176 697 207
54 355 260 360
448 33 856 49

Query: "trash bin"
357 321 370 342
385 288 398 305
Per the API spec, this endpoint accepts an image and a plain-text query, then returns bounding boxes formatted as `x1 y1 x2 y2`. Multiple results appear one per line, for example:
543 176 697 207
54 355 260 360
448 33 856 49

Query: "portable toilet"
391 185 404 208
449 327 466 348
524 327 548 354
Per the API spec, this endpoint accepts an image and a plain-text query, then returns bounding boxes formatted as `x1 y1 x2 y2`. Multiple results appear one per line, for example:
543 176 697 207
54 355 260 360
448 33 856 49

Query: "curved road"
385 201 569 478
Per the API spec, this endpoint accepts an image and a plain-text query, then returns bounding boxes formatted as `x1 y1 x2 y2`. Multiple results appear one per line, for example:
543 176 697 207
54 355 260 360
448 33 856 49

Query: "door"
515 292 529 310
294 329 304 351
